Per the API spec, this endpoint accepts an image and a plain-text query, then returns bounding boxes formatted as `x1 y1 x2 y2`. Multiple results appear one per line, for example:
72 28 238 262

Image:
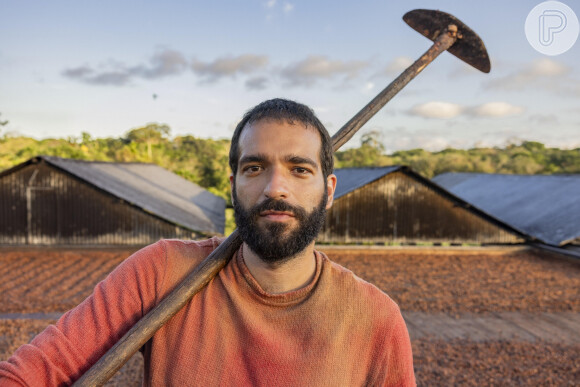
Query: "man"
0 99 415 386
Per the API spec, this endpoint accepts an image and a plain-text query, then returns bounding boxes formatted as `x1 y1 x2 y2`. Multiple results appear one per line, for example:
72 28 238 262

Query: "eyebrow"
238 153 319 170
239 154 267 166
285 155 318 169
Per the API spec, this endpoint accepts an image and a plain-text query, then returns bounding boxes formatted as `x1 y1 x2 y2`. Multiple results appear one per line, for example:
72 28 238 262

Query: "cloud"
281 55 368 86
382 126 473 152
245 76 269 90
379 56 413 76
527 58 569 76
361 82 375 93
409 102 464 119
135 49 187 79
485 58 579 95
63 51 377 91
468 102 525 117
408 101 524 119
62 66 93 79
264 0 293 15
62 48 188 86
192 54 269 82
62 64 133 86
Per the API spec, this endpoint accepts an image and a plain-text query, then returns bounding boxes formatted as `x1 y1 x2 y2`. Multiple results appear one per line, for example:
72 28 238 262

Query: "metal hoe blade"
404 9 491 73
331 9 491 150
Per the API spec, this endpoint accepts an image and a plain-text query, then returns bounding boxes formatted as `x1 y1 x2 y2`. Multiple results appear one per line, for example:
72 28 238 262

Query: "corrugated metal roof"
332 166 528 241
40 156 225 234
333 166 402 199
432 173 580 246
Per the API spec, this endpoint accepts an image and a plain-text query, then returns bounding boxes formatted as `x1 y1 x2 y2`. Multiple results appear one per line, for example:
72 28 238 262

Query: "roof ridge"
335 165 402 170
435 171 580 178
40 155 156 166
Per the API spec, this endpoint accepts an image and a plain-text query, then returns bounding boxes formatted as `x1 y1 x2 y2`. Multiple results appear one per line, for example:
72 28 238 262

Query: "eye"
243 165 262 174
293 167 311 175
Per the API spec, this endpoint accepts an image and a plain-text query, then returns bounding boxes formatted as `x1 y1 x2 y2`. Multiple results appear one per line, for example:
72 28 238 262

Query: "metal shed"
0 156 225 245
318 166 525 245
432 172 580 246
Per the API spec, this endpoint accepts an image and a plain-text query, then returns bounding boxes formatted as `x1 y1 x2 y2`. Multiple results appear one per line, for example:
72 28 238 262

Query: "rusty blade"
403 9 491 73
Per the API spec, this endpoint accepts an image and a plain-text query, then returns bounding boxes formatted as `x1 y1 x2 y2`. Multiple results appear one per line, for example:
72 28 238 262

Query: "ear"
325 174 337 210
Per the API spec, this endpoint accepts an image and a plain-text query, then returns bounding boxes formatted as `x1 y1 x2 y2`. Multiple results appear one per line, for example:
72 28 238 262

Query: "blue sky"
1 0 579 152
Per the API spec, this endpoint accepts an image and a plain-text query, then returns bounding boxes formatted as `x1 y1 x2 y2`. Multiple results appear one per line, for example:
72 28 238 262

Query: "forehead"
238 119 322 163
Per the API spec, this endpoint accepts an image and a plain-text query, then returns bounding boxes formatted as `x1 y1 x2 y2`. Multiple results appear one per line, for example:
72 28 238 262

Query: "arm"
0 241 167 386
380 313 416 387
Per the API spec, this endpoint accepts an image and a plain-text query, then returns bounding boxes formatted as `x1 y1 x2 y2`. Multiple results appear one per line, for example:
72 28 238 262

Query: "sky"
1 0 579 152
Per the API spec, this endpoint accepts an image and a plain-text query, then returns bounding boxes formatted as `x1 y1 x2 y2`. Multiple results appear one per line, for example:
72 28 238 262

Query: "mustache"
250 198 307 220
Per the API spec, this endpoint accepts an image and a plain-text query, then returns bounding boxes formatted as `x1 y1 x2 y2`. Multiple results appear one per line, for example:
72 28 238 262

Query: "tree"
124 123 171 161
0 113 8 138
172 135 231 200
335 130 389 167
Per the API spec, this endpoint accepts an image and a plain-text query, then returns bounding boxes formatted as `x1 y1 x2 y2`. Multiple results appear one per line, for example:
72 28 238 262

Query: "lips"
260 210 295 217
260 210 295 221
247 198 306 223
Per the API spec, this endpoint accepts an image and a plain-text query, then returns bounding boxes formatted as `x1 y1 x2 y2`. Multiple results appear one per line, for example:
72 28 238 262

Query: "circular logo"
525 1 579 55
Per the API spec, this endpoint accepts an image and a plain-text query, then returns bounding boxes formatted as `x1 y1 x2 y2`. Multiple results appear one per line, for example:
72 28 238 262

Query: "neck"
242 242 317 294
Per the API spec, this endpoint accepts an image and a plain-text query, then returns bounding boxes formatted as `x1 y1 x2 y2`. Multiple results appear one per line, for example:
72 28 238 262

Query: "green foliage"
335 131 393 168
335 137 580 178
225 208 236 236
1 125 579 203
125 123 170 144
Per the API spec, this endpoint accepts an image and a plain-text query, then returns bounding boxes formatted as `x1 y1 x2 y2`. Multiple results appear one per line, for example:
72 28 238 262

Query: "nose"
263 167 289 200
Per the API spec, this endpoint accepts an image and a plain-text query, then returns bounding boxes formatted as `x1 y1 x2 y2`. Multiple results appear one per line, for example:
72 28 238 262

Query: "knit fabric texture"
0 238 416 386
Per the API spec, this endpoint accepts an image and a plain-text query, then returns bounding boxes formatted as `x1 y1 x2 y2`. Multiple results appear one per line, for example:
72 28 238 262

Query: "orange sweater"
0 238 415 386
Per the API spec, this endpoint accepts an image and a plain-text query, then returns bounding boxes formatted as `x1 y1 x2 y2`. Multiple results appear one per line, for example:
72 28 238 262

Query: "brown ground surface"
1 245 579 385
323 246 580 314
412 339 579 386
0 248 137 313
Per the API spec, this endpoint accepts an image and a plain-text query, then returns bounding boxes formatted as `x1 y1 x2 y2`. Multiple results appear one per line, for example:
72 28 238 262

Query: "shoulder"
157 236 225 262
89 237 225 303
153 236 226 296
119 236 224 273
317 250 403 324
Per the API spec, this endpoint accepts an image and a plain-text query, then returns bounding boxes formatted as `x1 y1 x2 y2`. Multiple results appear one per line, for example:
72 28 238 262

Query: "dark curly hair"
229 98 334 179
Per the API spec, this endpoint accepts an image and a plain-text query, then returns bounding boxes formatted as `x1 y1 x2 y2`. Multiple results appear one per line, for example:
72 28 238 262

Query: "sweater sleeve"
380 312 416 387
0 240 168 386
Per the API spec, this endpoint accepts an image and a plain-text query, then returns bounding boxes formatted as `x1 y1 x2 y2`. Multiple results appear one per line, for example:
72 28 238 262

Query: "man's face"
230 119 336 264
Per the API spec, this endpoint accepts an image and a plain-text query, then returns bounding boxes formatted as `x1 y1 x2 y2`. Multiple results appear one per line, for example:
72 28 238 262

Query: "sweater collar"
235 245 323 305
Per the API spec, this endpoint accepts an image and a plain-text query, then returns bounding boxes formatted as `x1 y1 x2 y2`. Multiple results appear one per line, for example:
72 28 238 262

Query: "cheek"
234 178 261 202
303 182 328 208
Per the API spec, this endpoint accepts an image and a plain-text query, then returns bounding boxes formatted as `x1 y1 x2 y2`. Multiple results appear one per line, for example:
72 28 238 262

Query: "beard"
232 186 328 265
